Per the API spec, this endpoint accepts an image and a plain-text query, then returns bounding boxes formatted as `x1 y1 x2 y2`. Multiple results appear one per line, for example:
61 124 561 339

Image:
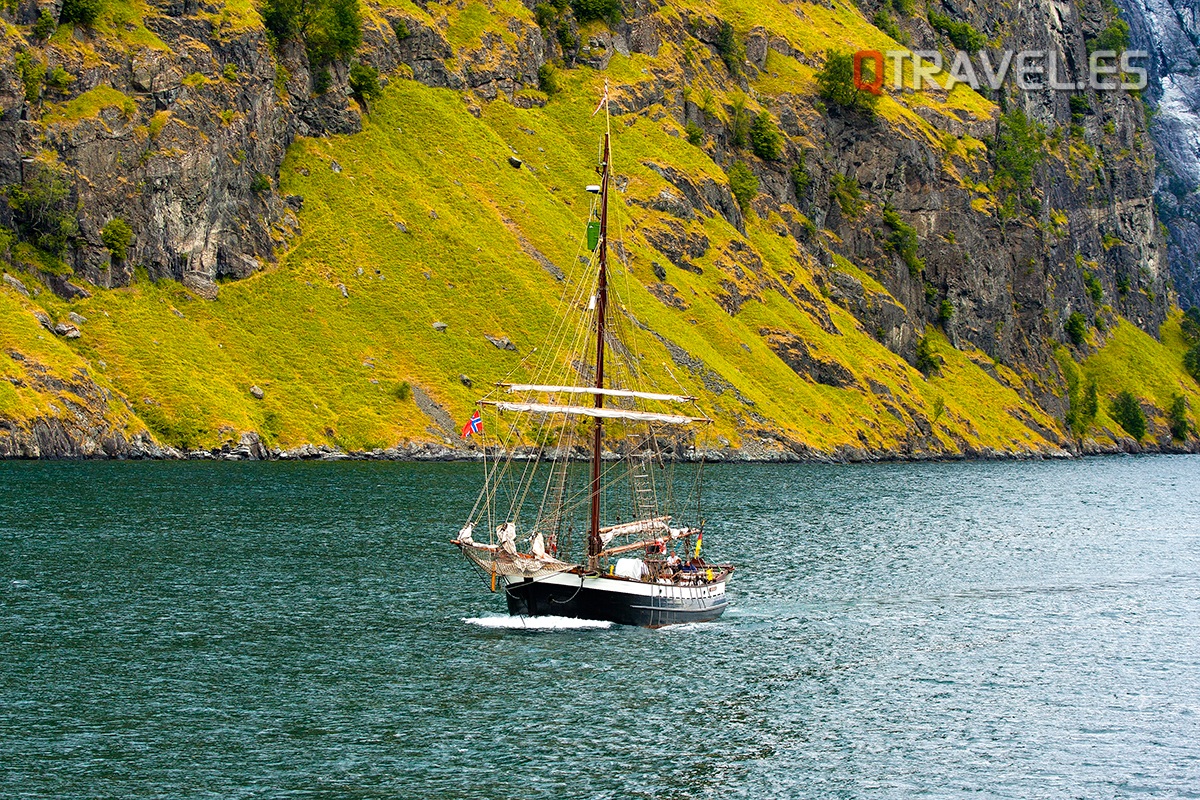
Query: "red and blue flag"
461 411 483 438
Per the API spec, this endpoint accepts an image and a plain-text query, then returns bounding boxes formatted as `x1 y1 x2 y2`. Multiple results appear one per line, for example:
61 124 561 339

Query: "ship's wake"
463 614 613 630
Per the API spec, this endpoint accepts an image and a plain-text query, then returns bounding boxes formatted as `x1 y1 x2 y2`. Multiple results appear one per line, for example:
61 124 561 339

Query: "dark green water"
2 458 1198 798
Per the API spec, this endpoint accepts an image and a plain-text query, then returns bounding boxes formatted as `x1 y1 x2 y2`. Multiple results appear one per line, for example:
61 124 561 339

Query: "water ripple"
1 457 1199 797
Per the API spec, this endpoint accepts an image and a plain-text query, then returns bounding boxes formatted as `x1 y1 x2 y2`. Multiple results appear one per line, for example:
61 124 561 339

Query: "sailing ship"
451 104 733 628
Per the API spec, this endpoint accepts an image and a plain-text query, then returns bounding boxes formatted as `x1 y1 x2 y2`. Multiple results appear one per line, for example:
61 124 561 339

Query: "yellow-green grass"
4 76 1067 454
0 286 138 432
42 86 136 127
1081 314 1200 440
0 5 1184 458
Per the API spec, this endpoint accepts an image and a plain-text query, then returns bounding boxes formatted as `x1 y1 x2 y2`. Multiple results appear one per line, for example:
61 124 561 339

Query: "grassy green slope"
2 0 1198 455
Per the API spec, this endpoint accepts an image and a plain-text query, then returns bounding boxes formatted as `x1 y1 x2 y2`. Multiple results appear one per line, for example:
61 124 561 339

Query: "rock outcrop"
1117 0 1200 307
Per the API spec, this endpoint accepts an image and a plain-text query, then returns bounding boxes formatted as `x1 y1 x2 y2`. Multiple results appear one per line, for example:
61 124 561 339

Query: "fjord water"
2 459 1198 798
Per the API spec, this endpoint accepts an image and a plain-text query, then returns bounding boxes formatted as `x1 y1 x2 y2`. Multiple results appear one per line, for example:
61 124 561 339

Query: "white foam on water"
463 614 613 630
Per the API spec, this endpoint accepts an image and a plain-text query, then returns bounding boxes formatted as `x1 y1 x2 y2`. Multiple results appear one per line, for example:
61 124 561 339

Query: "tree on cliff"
262 0 362 82
6 160 78 256
815 50 879 116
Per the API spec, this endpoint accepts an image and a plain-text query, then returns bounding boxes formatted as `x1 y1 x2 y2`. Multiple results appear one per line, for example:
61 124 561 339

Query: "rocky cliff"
1117 0 1200 308
1 0 1198 459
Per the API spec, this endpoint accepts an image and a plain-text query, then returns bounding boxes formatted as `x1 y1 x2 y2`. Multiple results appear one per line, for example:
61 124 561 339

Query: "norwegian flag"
461 411 483 438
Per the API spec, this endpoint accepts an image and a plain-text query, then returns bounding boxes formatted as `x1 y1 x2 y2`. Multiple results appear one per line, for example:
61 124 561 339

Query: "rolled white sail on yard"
599 517 671 544
502 384 696 403
485 401 707 425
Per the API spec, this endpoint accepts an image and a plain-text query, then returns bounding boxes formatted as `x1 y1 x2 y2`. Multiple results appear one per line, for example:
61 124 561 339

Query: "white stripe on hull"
503 570 726 600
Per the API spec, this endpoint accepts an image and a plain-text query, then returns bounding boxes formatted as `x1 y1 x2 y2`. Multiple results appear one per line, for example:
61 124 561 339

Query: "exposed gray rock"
760 327 858 388
3 273 29 296
486 334 517 351
411 384 456 438
52 322 81 339
432 321 448 332
249 385 264 400
68 312 86 325
1117 0 1200 306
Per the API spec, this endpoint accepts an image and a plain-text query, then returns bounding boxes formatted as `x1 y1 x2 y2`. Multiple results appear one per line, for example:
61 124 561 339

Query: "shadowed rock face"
1117 0 1200 306
0 10 363 299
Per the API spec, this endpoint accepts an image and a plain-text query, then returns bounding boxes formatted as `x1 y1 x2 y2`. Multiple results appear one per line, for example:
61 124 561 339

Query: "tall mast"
587 133 611 570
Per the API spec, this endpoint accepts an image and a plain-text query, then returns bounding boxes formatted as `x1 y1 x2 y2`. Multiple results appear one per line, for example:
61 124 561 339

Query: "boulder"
3 273 29 296
486 334 517 351
52 322 81 339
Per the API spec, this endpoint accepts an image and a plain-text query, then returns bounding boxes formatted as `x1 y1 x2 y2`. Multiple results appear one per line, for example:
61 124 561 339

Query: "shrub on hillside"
263 0 362 81
872 10 906 43
571 0 621 25
882 205 923 276
992 109 1045 211
1065 311 1089 347
101 218 132 261
537 63 559 95
830 173 863 218
1087 18 1130 54
6 161 77 255
749 112 783 161
729 94 750 148
789 154 810 202
534 3 556 28
45 66 75 95
1169 395 1190 440
685 121 704 146
33 10 57 39
349 62 381 107
59 0 102 26
915 335 940 376
938 299 954 326
15 53 45 103
927 10 986 52
1181 306 1200 344
816 50 879 115
715 21 745 76
1184 343 1200 383
1109 390 1146 441
1083 270 1103 304
1067 378 1099 436
727 161 758 211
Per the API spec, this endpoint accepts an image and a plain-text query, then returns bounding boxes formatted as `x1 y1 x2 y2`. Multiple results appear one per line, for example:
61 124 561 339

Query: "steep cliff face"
1117 0 1200 307
0 0 364 298
0 0 1196 459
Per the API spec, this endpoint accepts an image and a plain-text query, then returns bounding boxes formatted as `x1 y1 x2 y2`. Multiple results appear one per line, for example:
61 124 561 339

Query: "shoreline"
2 427 1197 463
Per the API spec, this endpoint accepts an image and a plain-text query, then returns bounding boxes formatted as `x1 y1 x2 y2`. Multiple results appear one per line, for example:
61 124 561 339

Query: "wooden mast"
587 132 611 571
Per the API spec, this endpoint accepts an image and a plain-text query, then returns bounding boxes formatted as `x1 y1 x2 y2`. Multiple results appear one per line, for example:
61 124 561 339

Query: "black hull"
504 576 728 628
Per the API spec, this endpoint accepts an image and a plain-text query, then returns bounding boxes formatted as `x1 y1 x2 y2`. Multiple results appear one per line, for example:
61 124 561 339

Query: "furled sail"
502 384 696 403
455 523 576 580
485 401 707 425
599 516 671 544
